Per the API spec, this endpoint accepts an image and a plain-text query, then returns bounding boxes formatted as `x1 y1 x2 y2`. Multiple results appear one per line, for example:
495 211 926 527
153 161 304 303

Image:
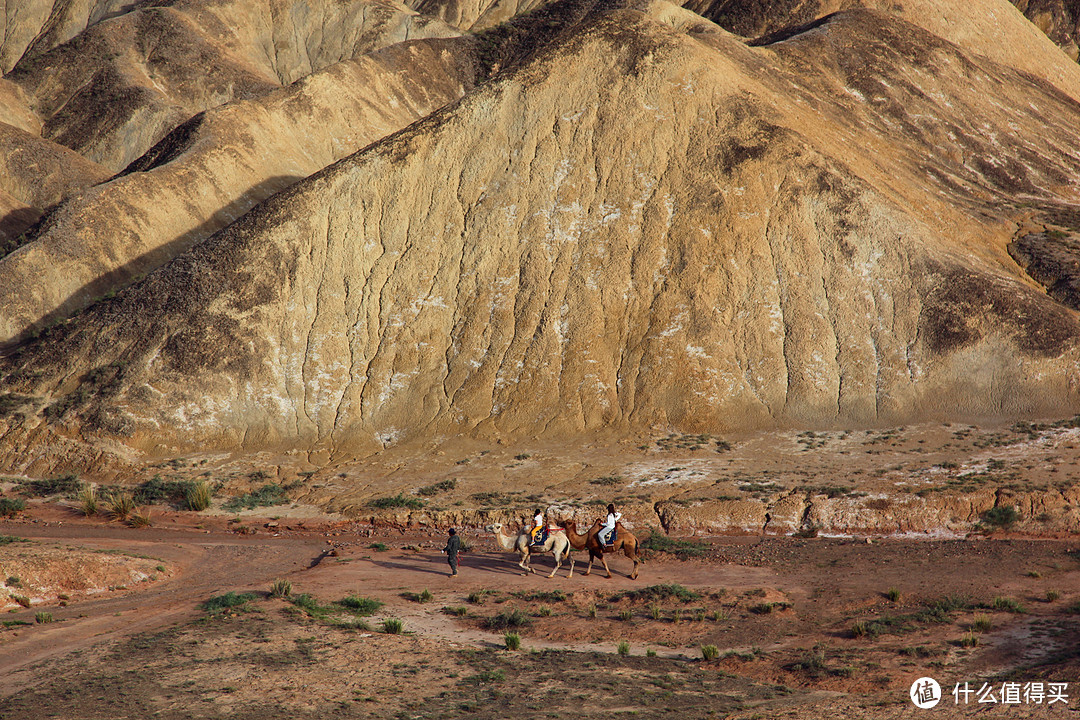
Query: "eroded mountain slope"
0 37 478 346
5 0 460 170
1 5 1079 471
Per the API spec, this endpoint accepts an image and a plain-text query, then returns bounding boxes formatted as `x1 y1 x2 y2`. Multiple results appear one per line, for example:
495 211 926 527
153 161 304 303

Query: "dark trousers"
447 553 458 574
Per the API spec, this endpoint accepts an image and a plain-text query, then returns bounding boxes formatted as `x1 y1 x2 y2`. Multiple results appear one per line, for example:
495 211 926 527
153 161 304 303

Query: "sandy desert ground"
1 421 1079 719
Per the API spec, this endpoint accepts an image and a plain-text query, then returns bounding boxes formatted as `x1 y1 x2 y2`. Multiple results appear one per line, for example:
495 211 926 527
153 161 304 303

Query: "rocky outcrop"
1012 0 1080 60
2 4 1080 471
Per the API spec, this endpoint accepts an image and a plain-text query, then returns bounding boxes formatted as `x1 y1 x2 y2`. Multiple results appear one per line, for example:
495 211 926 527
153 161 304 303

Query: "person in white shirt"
600 503 620 545
531 508 545 545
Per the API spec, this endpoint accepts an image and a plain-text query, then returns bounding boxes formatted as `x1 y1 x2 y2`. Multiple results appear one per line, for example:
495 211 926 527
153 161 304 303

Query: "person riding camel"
530 508 546 546
600 503 621 547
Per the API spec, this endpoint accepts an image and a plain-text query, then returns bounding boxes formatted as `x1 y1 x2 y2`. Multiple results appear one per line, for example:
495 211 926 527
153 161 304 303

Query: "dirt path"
0 522 782 687
0 523 328 692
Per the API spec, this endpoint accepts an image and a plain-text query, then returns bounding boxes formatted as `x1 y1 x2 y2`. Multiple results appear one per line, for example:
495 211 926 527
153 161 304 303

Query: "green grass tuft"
269 578 292 598
224 484 288 512
483 609 531 630
337 595 382 615
611 583 701 604
202 591 257 613
185 481 213 511
368 493 423 510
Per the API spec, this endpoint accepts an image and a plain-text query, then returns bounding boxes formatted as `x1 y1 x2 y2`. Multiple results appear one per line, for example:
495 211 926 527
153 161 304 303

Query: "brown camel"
560 519 640 580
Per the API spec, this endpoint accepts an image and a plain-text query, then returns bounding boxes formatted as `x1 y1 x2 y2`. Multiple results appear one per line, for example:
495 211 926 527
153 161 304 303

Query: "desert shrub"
134 476 193 506
639 532 710 560
185 481 213 511
202 591 257 613
0 535 29 545
673 609 683 623
443 606 468 617
649 604 662 620
618 609 632 621
483 609 531 630
511 590 566 603
337 595 382 615
417 480 456 496
105 492 135 521
289 594 320 612
382 618 404 634
504 632 521 650
225 484 288 512
20 474 80 497
617 640 630 656
1046 590 1060 603
78 483 98 516
462 670 504 684
537 606 552 617
587 605 597 618
990 596 1026 613
0 498 27 517
467 589 497 605
916 594 975 623
701 645 719 660
785 645 832 678
957 632 979 648
898 645 941 658
646 649 657 657
369 542 389 552
367 493 423 510
127 508 152 528
11 594 31 608
612 584 701 603
405 589 433 603
269 579 292 598
971 614 992 632
981 506 1019 529
589 475 621 486
886 588 901 602
5 576 20 587
34 612 53 624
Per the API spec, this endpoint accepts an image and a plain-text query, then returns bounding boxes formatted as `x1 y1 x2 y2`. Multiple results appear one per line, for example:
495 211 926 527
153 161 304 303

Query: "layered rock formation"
2 0 1080 473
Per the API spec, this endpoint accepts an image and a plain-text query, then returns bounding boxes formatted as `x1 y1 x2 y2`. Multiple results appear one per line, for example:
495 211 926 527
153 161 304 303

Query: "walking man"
443 528 462 577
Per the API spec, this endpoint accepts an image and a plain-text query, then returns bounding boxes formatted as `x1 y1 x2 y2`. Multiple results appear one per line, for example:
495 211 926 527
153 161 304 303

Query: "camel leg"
602 553 612 578
519 550 534 574
547 550 561 579
584 551 596 576
567 553 575 578
624 545 639 580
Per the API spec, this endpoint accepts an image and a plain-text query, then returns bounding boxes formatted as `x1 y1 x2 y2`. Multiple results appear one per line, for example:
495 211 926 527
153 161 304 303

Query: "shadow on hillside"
0 174 302 355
